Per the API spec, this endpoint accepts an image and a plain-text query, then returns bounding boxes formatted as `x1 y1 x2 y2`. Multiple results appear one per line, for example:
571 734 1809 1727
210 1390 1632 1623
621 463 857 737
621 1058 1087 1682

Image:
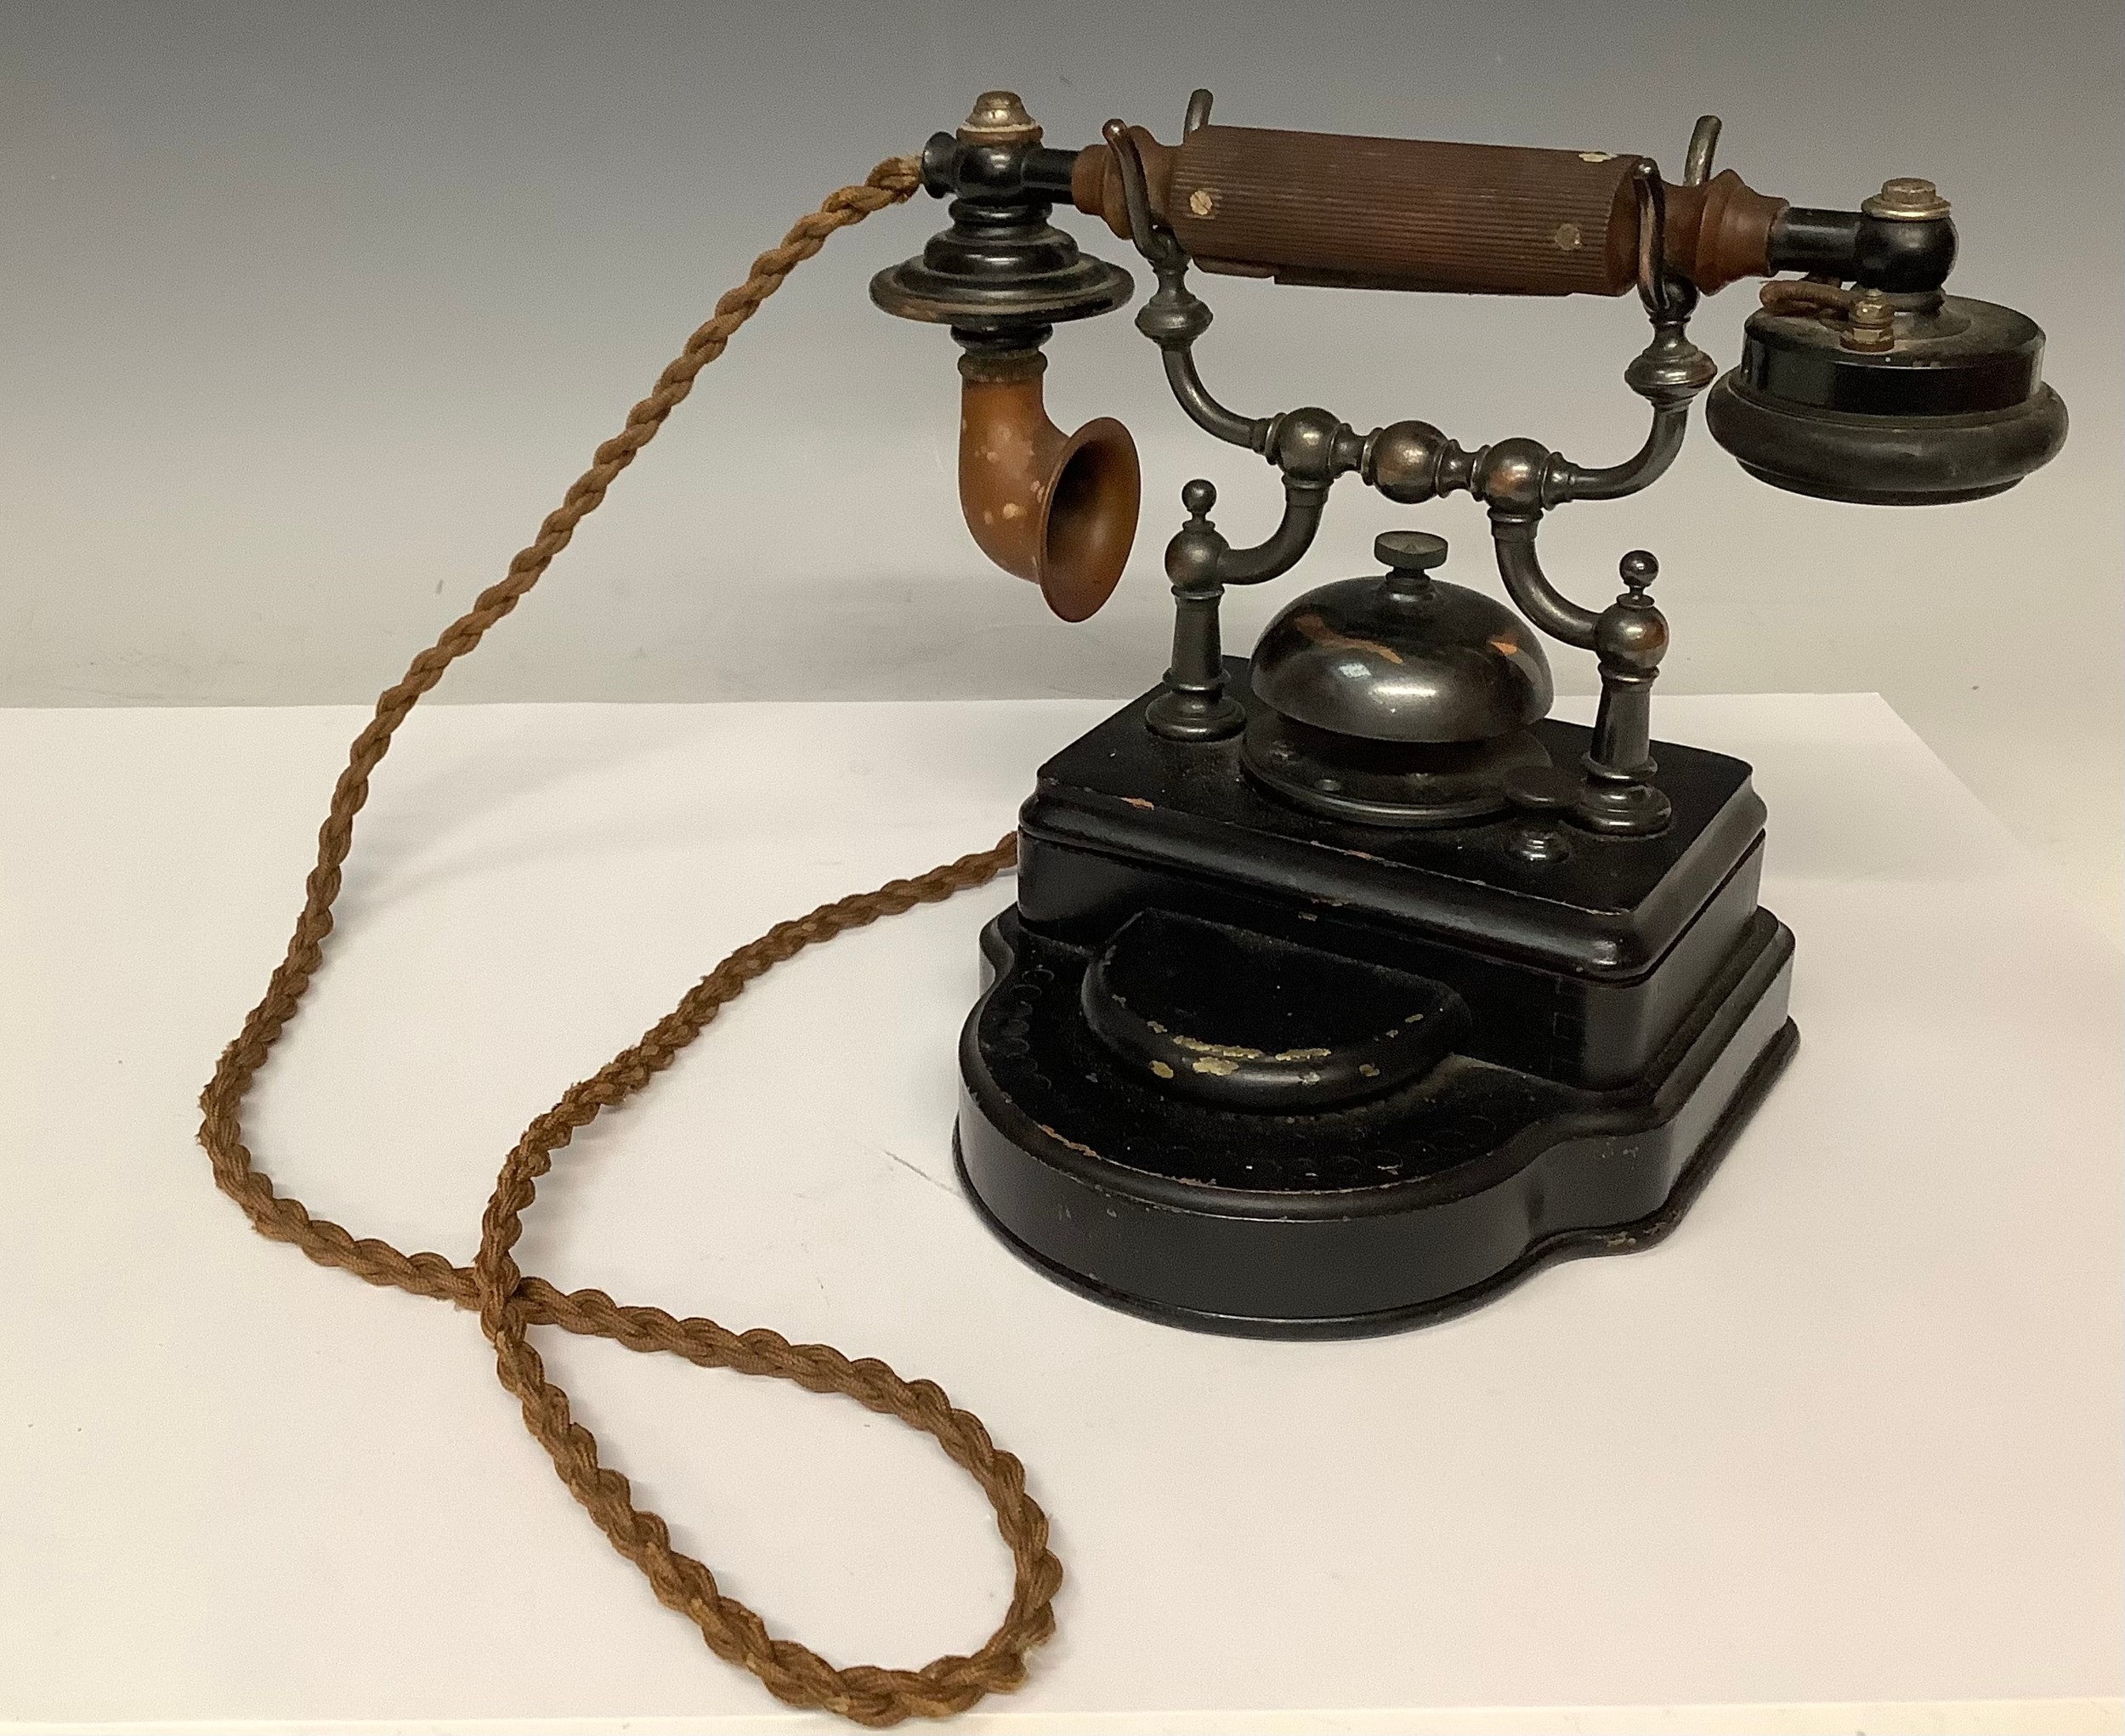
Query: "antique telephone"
870 89 2066 1334
199 88 2066 1722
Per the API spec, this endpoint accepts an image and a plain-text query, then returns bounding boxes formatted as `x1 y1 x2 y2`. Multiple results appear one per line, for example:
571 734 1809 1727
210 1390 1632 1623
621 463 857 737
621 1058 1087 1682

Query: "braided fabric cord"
196 157 1062 1727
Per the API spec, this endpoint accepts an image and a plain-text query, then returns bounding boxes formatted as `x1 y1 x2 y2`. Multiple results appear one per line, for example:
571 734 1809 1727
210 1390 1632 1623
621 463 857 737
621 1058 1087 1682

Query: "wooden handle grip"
1073 124 1783 297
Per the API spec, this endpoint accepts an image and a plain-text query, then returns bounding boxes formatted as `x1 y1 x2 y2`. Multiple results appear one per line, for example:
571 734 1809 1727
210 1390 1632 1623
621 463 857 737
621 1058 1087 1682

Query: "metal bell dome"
1249 531 1553 744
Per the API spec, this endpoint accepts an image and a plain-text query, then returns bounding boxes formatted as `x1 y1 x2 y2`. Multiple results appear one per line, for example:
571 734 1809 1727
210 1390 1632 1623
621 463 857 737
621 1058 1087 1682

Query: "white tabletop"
3 694 2119 1735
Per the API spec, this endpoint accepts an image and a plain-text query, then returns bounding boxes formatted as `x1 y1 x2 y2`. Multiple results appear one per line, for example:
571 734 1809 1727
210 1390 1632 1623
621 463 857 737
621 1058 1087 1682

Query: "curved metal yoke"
1101 111 1717 653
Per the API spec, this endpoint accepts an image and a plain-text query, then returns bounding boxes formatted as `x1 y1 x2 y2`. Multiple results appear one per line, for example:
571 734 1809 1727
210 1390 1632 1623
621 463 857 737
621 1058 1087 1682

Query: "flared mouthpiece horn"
957 349 1140 621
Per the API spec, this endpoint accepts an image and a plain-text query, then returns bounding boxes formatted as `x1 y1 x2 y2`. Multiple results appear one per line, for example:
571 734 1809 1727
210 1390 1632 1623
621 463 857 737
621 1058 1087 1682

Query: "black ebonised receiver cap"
1707 293 2068 504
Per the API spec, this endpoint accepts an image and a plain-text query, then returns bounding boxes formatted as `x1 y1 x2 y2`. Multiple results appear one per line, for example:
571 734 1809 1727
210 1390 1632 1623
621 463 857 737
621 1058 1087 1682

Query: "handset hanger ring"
1102 116 1179 269
1632 161 1688 326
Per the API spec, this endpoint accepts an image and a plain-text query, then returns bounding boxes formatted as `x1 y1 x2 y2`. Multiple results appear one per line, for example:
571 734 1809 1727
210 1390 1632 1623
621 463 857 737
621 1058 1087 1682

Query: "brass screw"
1187 187 1217 218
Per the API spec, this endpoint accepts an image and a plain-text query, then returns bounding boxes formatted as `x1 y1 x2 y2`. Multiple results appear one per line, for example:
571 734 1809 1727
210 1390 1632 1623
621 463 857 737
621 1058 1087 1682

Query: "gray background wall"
5 0 2119 933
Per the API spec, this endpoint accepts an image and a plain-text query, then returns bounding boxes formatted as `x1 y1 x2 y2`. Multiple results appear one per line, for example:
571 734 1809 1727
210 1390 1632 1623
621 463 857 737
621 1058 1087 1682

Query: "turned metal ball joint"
1260 406 1363 484
1362 421 1452 503
1469 439 1551 515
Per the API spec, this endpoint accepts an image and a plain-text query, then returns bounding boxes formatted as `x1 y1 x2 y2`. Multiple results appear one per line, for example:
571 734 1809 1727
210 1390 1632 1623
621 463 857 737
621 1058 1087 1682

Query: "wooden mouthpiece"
957 349 1140 623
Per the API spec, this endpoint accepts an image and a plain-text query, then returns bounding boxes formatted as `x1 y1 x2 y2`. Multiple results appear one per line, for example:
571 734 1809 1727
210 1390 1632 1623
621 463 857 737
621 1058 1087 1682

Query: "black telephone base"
958 907 1794 1336
952 667 1799 1336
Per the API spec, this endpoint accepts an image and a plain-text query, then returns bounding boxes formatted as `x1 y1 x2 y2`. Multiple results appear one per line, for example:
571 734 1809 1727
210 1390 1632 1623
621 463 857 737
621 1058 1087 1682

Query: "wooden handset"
1072 121 1787 296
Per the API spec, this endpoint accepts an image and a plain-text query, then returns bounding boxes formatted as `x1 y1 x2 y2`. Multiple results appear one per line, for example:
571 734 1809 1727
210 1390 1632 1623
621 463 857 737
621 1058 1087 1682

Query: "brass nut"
1841 290 1897 352
956 90 1041 144
1862 177 1951 221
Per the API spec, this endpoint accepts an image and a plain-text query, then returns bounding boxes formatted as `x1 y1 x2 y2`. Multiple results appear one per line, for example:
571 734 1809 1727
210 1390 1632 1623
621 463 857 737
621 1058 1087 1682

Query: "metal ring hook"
1102 118 1173 266
1684 115 1721 186
1631 161 1679 321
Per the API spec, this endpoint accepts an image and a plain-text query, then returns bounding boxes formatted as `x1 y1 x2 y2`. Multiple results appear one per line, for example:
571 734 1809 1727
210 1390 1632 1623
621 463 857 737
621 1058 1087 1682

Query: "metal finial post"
1576 551 1673 835
1147 480 1246 741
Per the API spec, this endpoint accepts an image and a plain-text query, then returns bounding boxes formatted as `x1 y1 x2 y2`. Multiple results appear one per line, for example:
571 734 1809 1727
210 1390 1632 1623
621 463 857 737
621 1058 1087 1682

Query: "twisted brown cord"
196 156 1062 1726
